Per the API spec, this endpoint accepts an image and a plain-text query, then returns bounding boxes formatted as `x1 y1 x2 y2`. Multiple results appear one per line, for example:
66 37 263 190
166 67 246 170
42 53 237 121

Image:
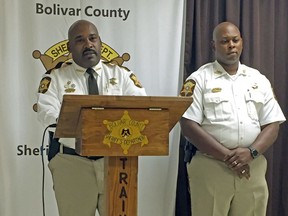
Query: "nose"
84 38 93 48
228 40 235 48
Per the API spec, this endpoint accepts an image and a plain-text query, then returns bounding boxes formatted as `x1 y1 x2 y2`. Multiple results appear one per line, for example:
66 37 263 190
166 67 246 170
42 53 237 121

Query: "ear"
211 40 216 52
99 36 102 45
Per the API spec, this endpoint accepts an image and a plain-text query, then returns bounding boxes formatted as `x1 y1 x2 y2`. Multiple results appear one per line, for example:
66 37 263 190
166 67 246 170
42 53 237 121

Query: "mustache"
83 48 97 55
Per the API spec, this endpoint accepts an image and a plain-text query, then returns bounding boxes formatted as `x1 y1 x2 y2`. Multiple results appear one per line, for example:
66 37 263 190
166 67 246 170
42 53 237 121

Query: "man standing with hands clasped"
36 20 146 216
180 22 285 216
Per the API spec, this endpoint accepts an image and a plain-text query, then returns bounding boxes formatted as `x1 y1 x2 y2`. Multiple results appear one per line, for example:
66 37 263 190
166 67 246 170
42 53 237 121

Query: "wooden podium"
54 95 192 216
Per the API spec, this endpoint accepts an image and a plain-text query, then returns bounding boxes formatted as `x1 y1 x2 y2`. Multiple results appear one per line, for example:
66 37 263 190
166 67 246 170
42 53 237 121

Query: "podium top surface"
55 95 192 138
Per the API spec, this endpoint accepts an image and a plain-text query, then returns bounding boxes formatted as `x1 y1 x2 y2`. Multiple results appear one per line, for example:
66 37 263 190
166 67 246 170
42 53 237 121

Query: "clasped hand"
223 148 252 180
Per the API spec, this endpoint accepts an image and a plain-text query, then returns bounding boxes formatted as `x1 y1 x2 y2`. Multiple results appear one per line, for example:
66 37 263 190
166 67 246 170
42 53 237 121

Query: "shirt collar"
213 61 247 78
72 60 103 76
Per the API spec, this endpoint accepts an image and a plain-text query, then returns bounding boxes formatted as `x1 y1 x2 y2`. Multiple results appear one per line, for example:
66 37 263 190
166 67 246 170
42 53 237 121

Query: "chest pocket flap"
203 92 231 121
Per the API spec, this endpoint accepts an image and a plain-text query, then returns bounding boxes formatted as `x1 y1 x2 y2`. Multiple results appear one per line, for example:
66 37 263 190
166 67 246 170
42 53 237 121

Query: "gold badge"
179 79 196 96
64 81 76 93
109 78 118 85
212 88 222 93
129 73 143 88
103 111 149 154
252 83 258 89
38 77 51 94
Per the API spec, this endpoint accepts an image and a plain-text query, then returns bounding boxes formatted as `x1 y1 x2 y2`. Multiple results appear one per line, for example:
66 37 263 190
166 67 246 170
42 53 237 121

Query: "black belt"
62 146 103 161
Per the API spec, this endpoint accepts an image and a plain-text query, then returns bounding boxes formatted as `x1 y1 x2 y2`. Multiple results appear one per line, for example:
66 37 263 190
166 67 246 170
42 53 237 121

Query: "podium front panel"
75 108 169 156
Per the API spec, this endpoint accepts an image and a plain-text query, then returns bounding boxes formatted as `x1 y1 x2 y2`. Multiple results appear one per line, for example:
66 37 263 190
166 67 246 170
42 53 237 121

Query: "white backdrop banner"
0 0 185 215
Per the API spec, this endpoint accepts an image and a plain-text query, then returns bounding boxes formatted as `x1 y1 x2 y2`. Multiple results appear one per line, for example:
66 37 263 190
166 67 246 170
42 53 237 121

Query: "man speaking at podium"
36 19 146 216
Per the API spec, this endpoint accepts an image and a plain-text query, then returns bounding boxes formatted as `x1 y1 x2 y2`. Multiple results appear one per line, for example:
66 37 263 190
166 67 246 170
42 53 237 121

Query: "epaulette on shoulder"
45 61 65 74
45 61 72 74
103 60 130 72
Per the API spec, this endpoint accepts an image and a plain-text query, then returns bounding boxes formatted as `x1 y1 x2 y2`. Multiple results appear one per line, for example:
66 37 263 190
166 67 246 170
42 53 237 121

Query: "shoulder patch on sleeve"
38 77 51 94
129 73 143 88
179 79 196 96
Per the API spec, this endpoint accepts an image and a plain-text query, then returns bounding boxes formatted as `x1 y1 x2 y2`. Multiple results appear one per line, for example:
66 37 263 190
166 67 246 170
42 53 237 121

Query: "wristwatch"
248 146 259 159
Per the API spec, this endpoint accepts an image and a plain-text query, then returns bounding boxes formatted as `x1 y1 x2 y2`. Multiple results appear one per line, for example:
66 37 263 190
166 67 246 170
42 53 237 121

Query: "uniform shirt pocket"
103 85 123 95
203 92 232 122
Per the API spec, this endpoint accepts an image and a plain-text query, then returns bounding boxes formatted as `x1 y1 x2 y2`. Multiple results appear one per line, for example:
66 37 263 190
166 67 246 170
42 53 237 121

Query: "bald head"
213 22 241 41
68 20 99 41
